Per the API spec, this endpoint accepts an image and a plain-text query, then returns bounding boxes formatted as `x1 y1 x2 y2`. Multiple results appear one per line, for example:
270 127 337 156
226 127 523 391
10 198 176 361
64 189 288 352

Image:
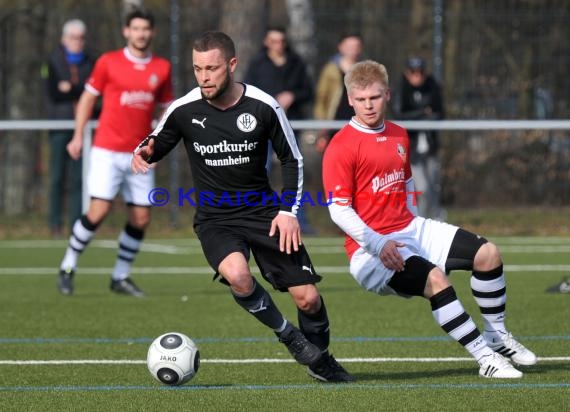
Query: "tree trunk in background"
285 0 317 76
443 0 461 116
219 0 268 81
2 4 47 215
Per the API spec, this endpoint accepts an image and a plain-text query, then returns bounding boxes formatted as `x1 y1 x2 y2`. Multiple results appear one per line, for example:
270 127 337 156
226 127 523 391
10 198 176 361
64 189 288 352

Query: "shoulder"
327 123 358 150
103 49 123 59
244 84 279 109
319 62 341 79
95 50 119 65
288 51 306 66
168 87 202 111
151 55 171 68
158 87 202 124
248 50 268 66
48 46 64 62
425 75 439 85
385 120 408 136
84 50 98 64
323 126 357 163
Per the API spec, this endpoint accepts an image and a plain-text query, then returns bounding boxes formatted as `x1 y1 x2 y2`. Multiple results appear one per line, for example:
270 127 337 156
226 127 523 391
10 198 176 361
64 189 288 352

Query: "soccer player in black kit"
132 31 352 383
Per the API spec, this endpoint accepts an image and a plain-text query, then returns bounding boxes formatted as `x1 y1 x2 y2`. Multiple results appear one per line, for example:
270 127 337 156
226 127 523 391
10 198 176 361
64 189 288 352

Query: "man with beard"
58 9 173 297
131 31 353 383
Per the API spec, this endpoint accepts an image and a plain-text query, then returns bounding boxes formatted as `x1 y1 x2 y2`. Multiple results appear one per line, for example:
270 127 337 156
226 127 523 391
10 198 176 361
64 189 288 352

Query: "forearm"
72 91 97 139
328 202 387 256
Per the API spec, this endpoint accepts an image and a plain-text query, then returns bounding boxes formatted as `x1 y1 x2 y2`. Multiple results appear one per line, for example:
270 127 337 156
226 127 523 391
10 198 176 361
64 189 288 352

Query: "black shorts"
387 255 436 297
194 216 322 291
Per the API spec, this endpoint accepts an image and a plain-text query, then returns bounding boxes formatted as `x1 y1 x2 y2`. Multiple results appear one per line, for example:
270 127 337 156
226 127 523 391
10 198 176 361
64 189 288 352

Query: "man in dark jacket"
244 27 313 120
45 19 96 237
392 56 445 220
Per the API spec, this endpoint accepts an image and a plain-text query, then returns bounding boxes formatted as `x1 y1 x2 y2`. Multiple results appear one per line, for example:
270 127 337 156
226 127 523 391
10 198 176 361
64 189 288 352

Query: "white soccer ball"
147 332 200 385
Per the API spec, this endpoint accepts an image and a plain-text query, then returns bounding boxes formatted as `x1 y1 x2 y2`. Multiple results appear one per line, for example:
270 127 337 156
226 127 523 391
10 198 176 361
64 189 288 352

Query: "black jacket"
392 74 444 161
45 45 96 119
244 48 313 120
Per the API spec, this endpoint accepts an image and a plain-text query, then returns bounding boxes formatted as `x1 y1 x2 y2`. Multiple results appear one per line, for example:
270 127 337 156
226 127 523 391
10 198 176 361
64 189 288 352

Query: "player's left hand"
269 213 302 254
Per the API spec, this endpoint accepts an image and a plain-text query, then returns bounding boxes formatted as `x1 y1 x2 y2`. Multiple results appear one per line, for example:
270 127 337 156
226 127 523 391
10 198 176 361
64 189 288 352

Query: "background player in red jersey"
322 60 536 378
58 9 173 297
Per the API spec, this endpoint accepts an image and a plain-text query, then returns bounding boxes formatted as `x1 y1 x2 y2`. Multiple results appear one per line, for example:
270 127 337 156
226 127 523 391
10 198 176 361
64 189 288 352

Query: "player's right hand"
379 240 406 272
66 135 83 160
131 138 155 174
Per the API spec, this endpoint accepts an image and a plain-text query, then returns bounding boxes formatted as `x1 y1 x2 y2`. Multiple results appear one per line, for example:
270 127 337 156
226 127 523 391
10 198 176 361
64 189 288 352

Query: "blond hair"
344 60 389 92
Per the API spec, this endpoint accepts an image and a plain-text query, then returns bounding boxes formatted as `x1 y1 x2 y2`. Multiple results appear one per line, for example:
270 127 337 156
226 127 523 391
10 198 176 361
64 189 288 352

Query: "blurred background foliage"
0 0 568 224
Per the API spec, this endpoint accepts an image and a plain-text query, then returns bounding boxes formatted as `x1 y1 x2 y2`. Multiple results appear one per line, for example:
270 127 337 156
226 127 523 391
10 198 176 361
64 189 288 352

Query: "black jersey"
142 83 303 223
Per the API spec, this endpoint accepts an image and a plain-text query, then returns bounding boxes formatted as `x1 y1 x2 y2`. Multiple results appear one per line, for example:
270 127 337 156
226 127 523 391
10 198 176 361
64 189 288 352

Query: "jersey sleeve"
268 107 303 215
84 54 108 96
135 105 182 163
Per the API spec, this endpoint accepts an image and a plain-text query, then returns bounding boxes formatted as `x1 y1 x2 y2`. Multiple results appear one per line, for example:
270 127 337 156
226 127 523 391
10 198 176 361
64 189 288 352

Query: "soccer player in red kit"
322 60 536 378
58 9 173 297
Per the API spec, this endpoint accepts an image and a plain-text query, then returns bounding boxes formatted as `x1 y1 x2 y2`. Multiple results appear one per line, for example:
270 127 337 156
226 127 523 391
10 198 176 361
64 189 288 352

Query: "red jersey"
86 48 173 152
322 119 415 258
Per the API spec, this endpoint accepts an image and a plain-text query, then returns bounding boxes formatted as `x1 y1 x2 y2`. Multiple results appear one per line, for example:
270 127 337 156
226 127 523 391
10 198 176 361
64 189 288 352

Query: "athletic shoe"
110 278 145 298
486 332 537 366
546 277 570 294
277 325 322 366
58 268 75 295
479 353 523 378
308 353 355 382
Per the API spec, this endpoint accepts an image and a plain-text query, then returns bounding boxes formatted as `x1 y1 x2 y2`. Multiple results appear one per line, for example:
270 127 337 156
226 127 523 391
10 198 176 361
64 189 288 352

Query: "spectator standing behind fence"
57 9 173 298
44 19 96 238
244 26 315 234
392 56 445 220
313 33 363 152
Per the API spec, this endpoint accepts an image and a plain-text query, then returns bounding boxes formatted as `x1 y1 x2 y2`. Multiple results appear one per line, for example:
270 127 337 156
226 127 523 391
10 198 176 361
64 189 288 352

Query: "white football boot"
479 353 523 378
486 332 537 366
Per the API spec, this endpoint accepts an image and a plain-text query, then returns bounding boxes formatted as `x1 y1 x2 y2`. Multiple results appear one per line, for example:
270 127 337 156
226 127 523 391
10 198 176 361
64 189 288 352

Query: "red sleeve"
85 54 108 94
157 61 173 106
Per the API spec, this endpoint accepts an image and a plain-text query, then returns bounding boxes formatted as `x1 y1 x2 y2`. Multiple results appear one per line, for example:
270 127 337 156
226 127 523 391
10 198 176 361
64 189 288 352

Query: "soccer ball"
147 332 200 385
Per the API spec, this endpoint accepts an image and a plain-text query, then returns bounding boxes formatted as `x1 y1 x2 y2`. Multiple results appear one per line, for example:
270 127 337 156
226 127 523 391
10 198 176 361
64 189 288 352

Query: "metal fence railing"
1 119 569 217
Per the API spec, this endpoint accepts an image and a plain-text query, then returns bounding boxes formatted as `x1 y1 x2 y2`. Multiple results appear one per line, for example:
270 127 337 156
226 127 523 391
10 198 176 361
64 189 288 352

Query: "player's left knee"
474 242 502 271
292 287 321 313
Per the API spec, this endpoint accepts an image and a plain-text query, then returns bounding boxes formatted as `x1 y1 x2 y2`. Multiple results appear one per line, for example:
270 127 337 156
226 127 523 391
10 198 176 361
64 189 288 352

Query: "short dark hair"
338 32 363 44
265 26 287 36
124 9 155 28
193 31 236 60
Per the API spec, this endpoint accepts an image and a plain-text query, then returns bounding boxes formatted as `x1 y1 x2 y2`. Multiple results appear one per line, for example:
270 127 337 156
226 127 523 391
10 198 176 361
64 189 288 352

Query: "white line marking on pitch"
2 264 570 276
0 356 567 365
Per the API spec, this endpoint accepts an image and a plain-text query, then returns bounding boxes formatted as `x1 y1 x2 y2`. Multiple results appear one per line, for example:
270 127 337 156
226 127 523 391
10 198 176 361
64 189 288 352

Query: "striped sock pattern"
60 216 97 270
112 224 144 281
431 286 494 362
471 265 507 337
